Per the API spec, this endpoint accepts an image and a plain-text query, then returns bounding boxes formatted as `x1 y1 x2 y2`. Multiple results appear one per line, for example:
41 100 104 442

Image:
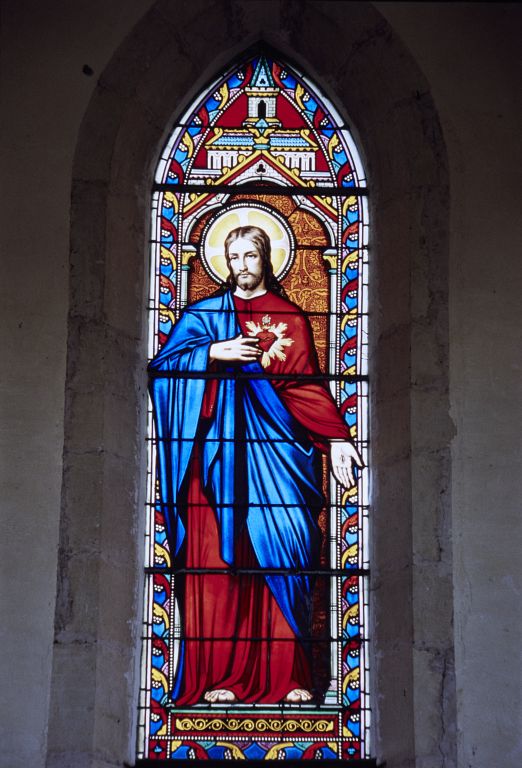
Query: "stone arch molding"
48 3 454 768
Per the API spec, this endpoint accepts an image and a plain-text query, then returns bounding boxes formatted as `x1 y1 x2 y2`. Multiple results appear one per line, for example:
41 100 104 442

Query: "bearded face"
227 236 266 293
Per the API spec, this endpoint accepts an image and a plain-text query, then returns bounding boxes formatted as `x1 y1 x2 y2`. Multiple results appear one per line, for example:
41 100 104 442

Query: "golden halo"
201 205 293 284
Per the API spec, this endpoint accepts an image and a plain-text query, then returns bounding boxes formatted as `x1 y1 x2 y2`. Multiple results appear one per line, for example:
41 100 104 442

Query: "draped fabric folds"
148 291 323 698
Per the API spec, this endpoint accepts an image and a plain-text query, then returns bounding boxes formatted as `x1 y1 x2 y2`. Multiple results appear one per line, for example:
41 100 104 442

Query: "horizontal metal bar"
149 240 370 254
147 370 369 382
145 567 369 576
136 701 369 711
142 619 364 650
142 640 364 649
147 306 370 318
145 436 367 444
145 499 369 508
153 182 369 196
148 305 368 315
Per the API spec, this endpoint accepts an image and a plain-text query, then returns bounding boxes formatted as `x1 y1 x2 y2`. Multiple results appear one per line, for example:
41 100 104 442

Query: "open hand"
330 441 364 489
209 334 261 363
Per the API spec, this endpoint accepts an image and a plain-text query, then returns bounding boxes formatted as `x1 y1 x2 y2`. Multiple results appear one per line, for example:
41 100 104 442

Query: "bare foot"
284 688 313 703
204 688 238 704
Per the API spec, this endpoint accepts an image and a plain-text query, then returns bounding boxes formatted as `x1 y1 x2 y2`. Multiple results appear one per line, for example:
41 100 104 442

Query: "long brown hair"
223 225 285 296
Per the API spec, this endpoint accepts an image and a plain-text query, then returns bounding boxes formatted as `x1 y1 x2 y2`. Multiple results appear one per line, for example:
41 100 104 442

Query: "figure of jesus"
149 225 363 705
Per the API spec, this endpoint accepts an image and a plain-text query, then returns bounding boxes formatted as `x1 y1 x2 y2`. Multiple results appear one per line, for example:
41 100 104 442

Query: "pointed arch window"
139 52 370 763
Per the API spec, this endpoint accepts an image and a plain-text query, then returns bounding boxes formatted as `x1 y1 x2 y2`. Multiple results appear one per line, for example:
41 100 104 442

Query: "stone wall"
0 3 520 768
376 5 522 766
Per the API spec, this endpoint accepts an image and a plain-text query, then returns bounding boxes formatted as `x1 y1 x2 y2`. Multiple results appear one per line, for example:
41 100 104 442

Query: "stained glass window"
138 53 370 763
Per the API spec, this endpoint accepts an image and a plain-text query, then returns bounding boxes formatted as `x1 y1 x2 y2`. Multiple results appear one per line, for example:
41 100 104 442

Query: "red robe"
175 291 350 705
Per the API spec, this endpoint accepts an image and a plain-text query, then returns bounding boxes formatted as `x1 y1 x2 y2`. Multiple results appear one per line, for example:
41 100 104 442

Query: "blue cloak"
148 291 323 647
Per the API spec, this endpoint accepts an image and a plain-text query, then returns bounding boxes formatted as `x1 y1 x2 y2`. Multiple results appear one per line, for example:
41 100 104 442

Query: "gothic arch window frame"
50 7 452 768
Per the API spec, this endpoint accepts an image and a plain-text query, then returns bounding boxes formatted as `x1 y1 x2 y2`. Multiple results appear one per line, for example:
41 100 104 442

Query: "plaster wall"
375 6 522 765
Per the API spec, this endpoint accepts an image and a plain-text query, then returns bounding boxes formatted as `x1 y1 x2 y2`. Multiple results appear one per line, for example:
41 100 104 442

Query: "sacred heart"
256 329 277 352
245 317 294 368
